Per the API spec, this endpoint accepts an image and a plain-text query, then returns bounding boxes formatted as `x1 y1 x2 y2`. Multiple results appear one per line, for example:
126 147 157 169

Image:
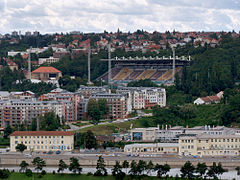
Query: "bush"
0 169 10 179
25 169 32 177
87 172 93 176
41 170 46 176
38 174 43 178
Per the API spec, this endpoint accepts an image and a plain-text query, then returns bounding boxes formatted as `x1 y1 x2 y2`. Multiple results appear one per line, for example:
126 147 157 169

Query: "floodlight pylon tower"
87 46 92 85
172 47 176 83
108 44 111 85
28 47 32 80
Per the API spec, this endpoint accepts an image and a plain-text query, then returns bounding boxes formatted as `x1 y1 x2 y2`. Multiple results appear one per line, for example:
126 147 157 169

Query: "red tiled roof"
10 131 74 136
32 66 61 73
200 96 220 102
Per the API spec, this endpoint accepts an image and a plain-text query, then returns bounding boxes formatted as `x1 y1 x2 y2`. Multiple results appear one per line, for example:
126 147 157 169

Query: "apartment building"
131 125 240 142
0 100 62 128
10 131 74 152
77 85 109 98
90 93 128 119
116 87 166 110
179 134 240 157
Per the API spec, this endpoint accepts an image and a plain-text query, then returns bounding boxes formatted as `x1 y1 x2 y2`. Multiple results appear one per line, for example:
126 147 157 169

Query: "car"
56 150 61 154
43 151 47 154
47 151 53 154
24 154 32 158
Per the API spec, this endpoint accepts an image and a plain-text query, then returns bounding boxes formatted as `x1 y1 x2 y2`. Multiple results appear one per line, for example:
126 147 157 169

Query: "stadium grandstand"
98 55 190 85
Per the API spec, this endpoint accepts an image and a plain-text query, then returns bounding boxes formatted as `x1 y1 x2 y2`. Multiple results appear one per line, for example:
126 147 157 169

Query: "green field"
6 173 174 180
78 117 155 135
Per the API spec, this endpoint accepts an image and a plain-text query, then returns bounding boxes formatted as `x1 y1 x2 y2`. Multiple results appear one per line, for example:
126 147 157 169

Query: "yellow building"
179 134 240 157
10 131 74 152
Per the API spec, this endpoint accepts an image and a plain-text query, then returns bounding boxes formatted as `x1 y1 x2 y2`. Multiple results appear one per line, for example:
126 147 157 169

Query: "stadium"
98 55 191 85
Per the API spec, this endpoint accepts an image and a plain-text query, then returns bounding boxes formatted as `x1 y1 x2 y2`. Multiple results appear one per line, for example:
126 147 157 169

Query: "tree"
180 161 195 179
16 143 27 154
122 160 129 174
112 161 125 180
196 162 207 178
68 157 82 174
87 99 101 123
216 162 227 178
0 169 10 179
146 160 154 176
31 118 37 131
236 166 240 176
40 112 61 131
136 160 147 176
25 169 33 177
19 160 29 173
3 125 12 139
58 159 68 174
129 160 138 176
32 157 46 173
83 130 97 149
155 163 170 178
98 99 109 119
94 156 107 176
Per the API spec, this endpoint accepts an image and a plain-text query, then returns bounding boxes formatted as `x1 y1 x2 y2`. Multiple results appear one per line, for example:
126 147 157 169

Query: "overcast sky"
1 0 240 34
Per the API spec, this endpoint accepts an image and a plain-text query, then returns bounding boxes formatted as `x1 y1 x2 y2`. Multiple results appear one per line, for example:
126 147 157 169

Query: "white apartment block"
116 87 166 110
38 56 60 65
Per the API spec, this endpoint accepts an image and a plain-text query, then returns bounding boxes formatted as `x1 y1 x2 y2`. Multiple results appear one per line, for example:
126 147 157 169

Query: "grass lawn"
78 117 155 135
7 173 179 180
72 121 91 127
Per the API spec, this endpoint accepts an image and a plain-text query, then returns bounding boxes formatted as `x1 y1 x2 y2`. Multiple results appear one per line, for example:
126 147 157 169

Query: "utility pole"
172 47 176 82
87 46 92 85
28 47 32 80
108 44 111 85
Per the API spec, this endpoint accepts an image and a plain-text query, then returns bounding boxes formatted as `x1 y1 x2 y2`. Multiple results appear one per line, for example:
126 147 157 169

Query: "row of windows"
15 136 64 139
198 138 239 143
15 140 64 144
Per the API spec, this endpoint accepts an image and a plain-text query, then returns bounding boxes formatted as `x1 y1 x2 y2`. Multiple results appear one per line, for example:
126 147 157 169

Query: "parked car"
47 151 53 154
24 154 32 158
56 150 61 154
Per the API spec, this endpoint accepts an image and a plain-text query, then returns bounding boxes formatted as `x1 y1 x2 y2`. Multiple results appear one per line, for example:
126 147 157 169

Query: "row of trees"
17 157 229 180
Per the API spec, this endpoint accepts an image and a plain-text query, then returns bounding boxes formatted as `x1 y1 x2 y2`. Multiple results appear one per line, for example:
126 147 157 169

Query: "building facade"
179 134 240 157
10 131 74 152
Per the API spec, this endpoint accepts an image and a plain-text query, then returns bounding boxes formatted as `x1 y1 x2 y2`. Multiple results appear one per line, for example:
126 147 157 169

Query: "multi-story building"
90 93 128 119
179 134 240 157
77 85 109 99
0 100 63 128
116 87 166 110
10 131 74 152
131 125 240 142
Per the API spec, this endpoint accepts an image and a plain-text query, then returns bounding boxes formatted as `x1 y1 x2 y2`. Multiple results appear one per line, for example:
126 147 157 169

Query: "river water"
1 166 239 179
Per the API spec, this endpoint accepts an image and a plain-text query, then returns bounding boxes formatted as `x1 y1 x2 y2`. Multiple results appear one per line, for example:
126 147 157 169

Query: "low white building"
124 143 178 154
39 56 60 65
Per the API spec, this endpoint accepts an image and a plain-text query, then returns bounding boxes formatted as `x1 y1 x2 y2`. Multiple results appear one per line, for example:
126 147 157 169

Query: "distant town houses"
3 30 238 62
194 91 224 105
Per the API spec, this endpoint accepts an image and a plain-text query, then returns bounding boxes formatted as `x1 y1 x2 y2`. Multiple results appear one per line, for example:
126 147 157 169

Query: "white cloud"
0 0 239 34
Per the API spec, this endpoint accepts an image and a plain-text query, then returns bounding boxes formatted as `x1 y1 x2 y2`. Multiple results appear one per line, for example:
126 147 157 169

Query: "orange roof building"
31 66 62 82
